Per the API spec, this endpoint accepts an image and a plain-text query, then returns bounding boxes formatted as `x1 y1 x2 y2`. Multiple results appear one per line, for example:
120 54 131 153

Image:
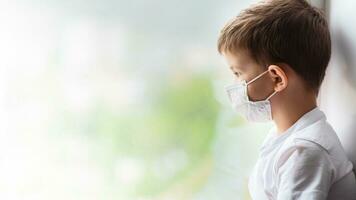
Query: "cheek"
247 84 264 101
235 74 248 82
246 77 274 101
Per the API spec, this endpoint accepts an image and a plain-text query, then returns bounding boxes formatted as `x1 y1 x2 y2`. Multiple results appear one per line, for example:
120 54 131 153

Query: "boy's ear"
267 65 287 92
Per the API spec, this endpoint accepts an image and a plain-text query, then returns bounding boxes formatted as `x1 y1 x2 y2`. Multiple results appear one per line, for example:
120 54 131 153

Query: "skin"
222 50 318 135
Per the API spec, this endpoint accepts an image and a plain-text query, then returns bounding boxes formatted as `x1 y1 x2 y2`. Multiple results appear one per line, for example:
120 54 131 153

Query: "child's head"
218 0 331 103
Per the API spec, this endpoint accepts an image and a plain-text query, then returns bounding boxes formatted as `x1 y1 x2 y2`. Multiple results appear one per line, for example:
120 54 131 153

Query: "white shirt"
248 107 356 200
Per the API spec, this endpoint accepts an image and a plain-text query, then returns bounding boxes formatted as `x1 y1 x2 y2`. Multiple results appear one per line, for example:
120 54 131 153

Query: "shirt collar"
293 107 331 151
260 107 327 154
291 107 326 133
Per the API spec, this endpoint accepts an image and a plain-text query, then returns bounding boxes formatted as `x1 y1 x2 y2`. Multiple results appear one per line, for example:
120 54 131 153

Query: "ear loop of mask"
246 69 278 101
246 70 269 85
266 90 278 100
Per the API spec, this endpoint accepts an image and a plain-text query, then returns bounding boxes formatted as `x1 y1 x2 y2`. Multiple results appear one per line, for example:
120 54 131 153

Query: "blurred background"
0 0 355 200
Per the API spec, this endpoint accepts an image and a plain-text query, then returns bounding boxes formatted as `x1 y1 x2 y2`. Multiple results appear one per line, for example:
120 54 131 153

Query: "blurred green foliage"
77 74 219 196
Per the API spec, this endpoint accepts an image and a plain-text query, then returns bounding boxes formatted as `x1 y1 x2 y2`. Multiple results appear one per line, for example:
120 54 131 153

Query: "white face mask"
225 70 277 122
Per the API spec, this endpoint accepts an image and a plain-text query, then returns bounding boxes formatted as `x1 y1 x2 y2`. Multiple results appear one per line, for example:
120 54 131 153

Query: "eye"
233 71 242 77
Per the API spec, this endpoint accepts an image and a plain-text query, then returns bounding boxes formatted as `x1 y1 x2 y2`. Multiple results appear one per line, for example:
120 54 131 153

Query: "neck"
271 92 317 135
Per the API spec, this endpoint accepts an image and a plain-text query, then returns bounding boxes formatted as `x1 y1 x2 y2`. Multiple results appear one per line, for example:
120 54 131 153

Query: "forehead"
222 50 254 69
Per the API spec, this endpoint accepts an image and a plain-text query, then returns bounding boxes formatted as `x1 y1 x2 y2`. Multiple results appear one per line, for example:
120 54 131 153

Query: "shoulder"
275 119 337 169
273 139 334 192
274 138 332 173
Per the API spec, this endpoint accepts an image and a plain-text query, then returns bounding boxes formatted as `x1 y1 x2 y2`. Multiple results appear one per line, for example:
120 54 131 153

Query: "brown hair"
217 0 331 92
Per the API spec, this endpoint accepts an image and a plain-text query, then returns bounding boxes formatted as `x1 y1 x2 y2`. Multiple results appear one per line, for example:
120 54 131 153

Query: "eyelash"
234 72 241 77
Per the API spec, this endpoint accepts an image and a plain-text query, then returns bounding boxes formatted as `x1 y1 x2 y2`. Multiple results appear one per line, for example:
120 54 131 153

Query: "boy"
217 0 356 199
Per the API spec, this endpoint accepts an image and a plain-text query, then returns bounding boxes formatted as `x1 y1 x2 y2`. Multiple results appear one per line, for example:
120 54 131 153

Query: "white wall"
319 0 356 169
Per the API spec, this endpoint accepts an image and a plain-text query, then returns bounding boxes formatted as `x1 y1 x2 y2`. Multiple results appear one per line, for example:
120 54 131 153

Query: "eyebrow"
230 66 242 72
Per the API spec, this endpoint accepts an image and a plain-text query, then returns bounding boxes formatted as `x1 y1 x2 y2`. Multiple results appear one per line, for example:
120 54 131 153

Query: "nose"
233 77 242 83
